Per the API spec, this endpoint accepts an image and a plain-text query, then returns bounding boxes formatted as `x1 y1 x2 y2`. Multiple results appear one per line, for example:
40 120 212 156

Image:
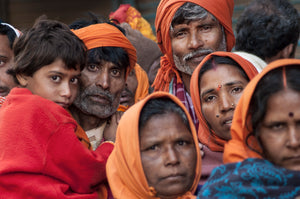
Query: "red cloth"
153 0 235 92
0 88 113 198
190 51 259 152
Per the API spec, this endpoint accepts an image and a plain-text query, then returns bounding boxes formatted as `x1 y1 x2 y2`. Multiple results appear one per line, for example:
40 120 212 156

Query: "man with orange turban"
152 0 235 129
69 22 136 150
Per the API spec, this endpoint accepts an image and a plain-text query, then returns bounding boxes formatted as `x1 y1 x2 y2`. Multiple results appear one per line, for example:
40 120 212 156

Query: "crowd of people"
0 0 300 198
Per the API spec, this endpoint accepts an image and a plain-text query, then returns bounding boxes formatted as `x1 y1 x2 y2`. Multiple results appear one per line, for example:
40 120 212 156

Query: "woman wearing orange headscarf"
197 59 300 198
190 51 258 183
106 92 201 198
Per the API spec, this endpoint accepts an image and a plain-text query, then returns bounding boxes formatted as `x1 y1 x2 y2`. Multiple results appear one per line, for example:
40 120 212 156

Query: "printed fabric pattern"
171 76 199 131
197 158 300 199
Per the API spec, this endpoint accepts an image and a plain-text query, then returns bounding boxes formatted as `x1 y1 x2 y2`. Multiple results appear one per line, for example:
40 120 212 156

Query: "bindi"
216 84 222 91
289 112 294 117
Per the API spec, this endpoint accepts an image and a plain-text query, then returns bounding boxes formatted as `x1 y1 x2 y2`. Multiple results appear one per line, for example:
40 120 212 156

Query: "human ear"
281 43 294 58
16 74 28 87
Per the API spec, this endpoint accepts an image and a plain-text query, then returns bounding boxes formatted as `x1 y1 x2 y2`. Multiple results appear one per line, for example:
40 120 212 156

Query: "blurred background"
1 0 300 57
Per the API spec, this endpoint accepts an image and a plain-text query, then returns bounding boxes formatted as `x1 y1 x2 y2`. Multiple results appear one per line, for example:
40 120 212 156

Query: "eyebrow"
200 80 246 98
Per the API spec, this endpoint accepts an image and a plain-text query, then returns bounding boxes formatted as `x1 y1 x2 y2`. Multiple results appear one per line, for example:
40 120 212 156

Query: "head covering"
223 59 300 163
190 51 259 152
234 51 267 73
134 64 149 103
152 0 235 91
1 22 21 37
106 91 201 199
72 23 137 77
109 4 157 42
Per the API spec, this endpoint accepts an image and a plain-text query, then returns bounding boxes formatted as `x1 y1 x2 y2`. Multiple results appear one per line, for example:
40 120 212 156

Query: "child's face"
18 59 80 109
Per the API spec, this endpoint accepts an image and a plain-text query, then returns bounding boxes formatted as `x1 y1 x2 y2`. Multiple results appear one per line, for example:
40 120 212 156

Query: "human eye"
204 95 216 102
70 77 79 84
87 64 99 72
0 59 7 67
145 144 159 151
265 122 286 131
200 25 212 32
111 68 121 77
232 86 244 94
51 75 61 82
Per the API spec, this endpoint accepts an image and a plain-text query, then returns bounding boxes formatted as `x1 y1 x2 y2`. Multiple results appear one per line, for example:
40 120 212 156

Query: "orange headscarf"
134 64 149 103
153 0 235 92
224 59 300 163
109 4 157 42
106 92 201 199
72 23 137 77
190 51 258 152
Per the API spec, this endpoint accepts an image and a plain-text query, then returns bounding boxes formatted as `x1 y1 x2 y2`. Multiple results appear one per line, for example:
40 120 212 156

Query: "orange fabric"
72 23 137 78
106 92 201 199
153 0 235 92
109 4 157 42
75 124 92 150
190 51 258 152
134 63 149 103
223 59 300 163
117 104 129 112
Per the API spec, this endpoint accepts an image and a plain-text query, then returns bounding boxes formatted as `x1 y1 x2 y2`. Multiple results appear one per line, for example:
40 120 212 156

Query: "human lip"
162 173 185 181
120 91 131 103
56 102 70 109
186 53 209 63
221 116 233 127
0 88 9 97
284 155 300 161
89 94 111 104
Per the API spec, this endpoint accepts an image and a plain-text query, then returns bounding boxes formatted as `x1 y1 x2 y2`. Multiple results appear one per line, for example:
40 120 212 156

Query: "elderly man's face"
72 54 126 119
0 35 18 96
171 14 226 75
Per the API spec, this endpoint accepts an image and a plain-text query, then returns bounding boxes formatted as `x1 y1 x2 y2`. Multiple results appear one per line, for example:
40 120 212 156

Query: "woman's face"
259 88 300 171
139 112 197 199
200 64 249 140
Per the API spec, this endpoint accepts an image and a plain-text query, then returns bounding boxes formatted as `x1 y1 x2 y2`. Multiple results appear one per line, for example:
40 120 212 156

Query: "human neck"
69 105 107 131
180 72 191 95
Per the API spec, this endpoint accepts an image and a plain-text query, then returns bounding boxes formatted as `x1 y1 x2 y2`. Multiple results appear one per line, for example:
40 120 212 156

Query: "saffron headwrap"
153 0 235 91
109 4 157 42
134 64 149 103
190 51 258 152
223 59 300 163
107 92 201 199
72 23 137 77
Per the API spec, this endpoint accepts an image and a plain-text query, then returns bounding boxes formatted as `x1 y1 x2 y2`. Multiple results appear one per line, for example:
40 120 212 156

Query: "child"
0 18 113 198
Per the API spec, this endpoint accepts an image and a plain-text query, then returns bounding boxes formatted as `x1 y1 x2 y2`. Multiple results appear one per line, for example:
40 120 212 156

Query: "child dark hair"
9 17 86 84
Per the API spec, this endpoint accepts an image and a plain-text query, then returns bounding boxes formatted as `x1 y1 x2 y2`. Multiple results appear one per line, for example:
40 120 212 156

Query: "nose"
60 83 72 98
286 127 300 149
219 92 234 113
96 71 110 90
188 31 204 50
164 145 180 166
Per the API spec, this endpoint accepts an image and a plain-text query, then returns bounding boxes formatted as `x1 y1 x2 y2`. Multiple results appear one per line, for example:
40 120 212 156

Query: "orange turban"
72 23 137 77
152 0 235 92
106 92 201 199
223 59 300 163
190 51 258 152
134 64 149 103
